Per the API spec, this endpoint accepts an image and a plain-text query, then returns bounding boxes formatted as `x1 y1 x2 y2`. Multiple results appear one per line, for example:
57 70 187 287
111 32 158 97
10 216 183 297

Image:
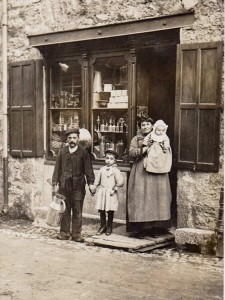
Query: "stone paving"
0 215 224 300
0 215 223 270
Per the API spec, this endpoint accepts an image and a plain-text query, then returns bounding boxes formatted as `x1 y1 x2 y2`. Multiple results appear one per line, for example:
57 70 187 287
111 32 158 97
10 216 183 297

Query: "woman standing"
127 116 172 234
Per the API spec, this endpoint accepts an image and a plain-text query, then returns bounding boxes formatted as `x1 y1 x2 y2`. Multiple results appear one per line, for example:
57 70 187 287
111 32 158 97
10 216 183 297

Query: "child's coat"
94 165 124 211
143 140 172 173
143 120 172 173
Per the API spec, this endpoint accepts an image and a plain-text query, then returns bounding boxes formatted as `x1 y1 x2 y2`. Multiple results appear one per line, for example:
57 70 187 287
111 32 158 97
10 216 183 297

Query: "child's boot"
96 210 106 235
106 211 114 235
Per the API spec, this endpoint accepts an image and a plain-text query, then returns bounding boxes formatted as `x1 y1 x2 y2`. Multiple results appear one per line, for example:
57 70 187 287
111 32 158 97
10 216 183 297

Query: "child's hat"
105 149 119 159
153 120 168 132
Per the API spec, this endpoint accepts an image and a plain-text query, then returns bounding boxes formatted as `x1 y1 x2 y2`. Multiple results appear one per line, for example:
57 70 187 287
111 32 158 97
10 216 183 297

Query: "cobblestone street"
0 217 223 300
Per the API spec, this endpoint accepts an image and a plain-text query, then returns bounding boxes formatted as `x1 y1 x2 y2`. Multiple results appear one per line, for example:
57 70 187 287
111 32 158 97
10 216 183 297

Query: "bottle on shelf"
51 94 55 108
64 92 68 108
59 91 64 108
109 140 115 150
108 118 112 131
96 116 100 131
116 140 125 160
105 140 110 151
99 136 105 158
115 122 120 132
111 120 115 132
119 117 125 133
100 120 105 132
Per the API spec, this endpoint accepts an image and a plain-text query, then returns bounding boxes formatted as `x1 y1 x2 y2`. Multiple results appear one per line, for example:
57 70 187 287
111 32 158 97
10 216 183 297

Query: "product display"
93 113 128 161
49 55 130 162
91 56 129 162
49 60 82 157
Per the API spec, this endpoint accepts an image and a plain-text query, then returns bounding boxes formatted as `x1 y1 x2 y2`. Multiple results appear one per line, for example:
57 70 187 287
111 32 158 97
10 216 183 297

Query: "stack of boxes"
108 89 128 108
102 84 128 108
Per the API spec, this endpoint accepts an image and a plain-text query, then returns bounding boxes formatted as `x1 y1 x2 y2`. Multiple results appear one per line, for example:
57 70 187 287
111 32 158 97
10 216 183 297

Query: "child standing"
90 149 124 235
143 119 172 173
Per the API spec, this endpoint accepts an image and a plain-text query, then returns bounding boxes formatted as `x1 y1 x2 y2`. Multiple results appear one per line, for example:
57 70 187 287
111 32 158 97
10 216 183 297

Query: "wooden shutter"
9 60 44 157
174 42 223 172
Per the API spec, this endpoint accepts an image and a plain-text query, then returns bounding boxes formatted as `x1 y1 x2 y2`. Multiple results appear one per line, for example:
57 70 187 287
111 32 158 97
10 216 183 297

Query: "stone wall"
181 0 223 43
7 157 44 220
177 171 223 230
7 0 224 60
4 0 224 226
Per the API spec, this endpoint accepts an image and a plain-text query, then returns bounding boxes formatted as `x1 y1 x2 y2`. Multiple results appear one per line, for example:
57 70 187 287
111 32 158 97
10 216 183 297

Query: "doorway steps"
85 225 175 253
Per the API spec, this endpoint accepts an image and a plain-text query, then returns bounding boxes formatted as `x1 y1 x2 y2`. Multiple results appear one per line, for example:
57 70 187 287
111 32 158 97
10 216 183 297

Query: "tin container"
46 194 66 227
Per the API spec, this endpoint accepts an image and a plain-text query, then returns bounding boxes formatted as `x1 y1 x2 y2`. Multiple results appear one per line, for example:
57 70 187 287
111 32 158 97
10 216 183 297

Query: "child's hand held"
89 184 96 196
110 189 115 196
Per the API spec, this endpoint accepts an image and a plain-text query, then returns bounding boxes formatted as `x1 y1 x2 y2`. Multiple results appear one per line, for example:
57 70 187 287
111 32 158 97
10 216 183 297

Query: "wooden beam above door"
28 12 194 47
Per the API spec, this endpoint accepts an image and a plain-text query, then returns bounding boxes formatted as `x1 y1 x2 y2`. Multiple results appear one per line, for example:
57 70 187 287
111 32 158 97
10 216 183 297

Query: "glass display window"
49 59 82 157
91 55 129 162
47 52 136 162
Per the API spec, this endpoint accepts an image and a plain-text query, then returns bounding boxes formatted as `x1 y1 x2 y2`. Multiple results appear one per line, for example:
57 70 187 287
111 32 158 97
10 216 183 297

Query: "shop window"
49 59 82 157
91 54 129 162
46 51 135 163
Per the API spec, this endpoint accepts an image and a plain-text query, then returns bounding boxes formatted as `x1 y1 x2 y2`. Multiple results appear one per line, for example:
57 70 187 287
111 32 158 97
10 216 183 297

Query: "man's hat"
105 149 119 159
65 127 80 136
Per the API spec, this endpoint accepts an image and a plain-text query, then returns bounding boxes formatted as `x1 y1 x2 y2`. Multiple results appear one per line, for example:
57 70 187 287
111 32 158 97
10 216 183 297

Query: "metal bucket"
46 193 66 227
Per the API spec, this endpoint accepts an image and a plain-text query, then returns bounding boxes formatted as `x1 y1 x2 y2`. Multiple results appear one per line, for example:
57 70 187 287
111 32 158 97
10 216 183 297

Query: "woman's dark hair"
137 116 154 128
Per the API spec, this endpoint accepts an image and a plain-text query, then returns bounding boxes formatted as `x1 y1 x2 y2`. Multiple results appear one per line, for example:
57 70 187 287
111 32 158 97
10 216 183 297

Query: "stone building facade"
0 0 224 250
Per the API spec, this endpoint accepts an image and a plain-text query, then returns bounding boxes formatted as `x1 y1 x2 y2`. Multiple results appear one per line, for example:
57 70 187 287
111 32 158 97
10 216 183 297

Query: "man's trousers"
59 180 84 238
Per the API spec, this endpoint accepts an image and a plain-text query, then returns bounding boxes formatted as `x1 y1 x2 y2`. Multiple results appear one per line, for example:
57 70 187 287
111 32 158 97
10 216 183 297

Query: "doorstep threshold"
85 225 174 253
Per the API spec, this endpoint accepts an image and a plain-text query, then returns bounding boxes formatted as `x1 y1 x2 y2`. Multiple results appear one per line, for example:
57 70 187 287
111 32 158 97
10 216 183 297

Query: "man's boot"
106 211 114 236
96 210 106 235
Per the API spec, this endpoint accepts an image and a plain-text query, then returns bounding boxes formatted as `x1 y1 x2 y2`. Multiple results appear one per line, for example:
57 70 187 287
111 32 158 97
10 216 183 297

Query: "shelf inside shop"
92 108 127 110
97 131 127 134
50 108 82 110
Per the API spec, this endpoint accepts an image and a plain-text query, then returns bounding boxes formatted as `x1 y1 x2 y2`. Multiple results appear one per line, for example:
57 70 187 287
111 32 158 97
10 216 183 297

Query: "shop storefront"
1 0 222 254
9 12 222 227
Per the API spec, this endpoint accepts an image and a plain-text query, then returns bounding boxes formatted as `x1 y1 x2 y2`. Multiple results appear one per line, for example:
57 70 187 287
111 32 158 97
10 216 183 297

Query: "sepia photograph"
0 0 224 299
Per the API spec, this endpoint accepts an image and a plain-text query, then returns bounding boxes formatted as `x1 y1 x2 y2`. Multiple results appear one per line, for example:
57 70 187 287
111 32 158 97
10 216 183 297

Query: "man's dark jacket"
52 145 95 199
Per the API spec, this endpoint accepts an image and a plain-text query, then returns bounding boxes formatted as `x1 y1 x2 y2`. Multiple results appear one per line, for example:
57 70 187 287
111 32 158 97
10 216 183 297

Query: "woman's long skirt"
127 158 172 232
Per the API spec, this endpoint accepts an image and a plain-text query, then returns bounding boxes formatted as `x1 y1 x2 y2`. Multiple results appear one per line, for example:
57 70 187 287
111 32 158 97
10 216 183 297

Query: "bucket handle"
60 199 66 213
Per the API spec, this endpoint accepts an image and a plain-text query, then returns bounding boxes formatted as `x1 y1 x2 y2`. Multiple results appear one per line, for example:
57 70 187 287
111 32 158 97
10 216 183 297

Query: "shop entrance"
136 45 177 227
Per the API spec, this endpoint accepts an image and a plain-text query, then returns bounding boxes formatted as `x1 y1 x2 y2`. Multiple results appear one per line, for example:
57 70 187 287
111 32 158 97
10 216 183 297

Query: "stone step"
175 228 217 255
